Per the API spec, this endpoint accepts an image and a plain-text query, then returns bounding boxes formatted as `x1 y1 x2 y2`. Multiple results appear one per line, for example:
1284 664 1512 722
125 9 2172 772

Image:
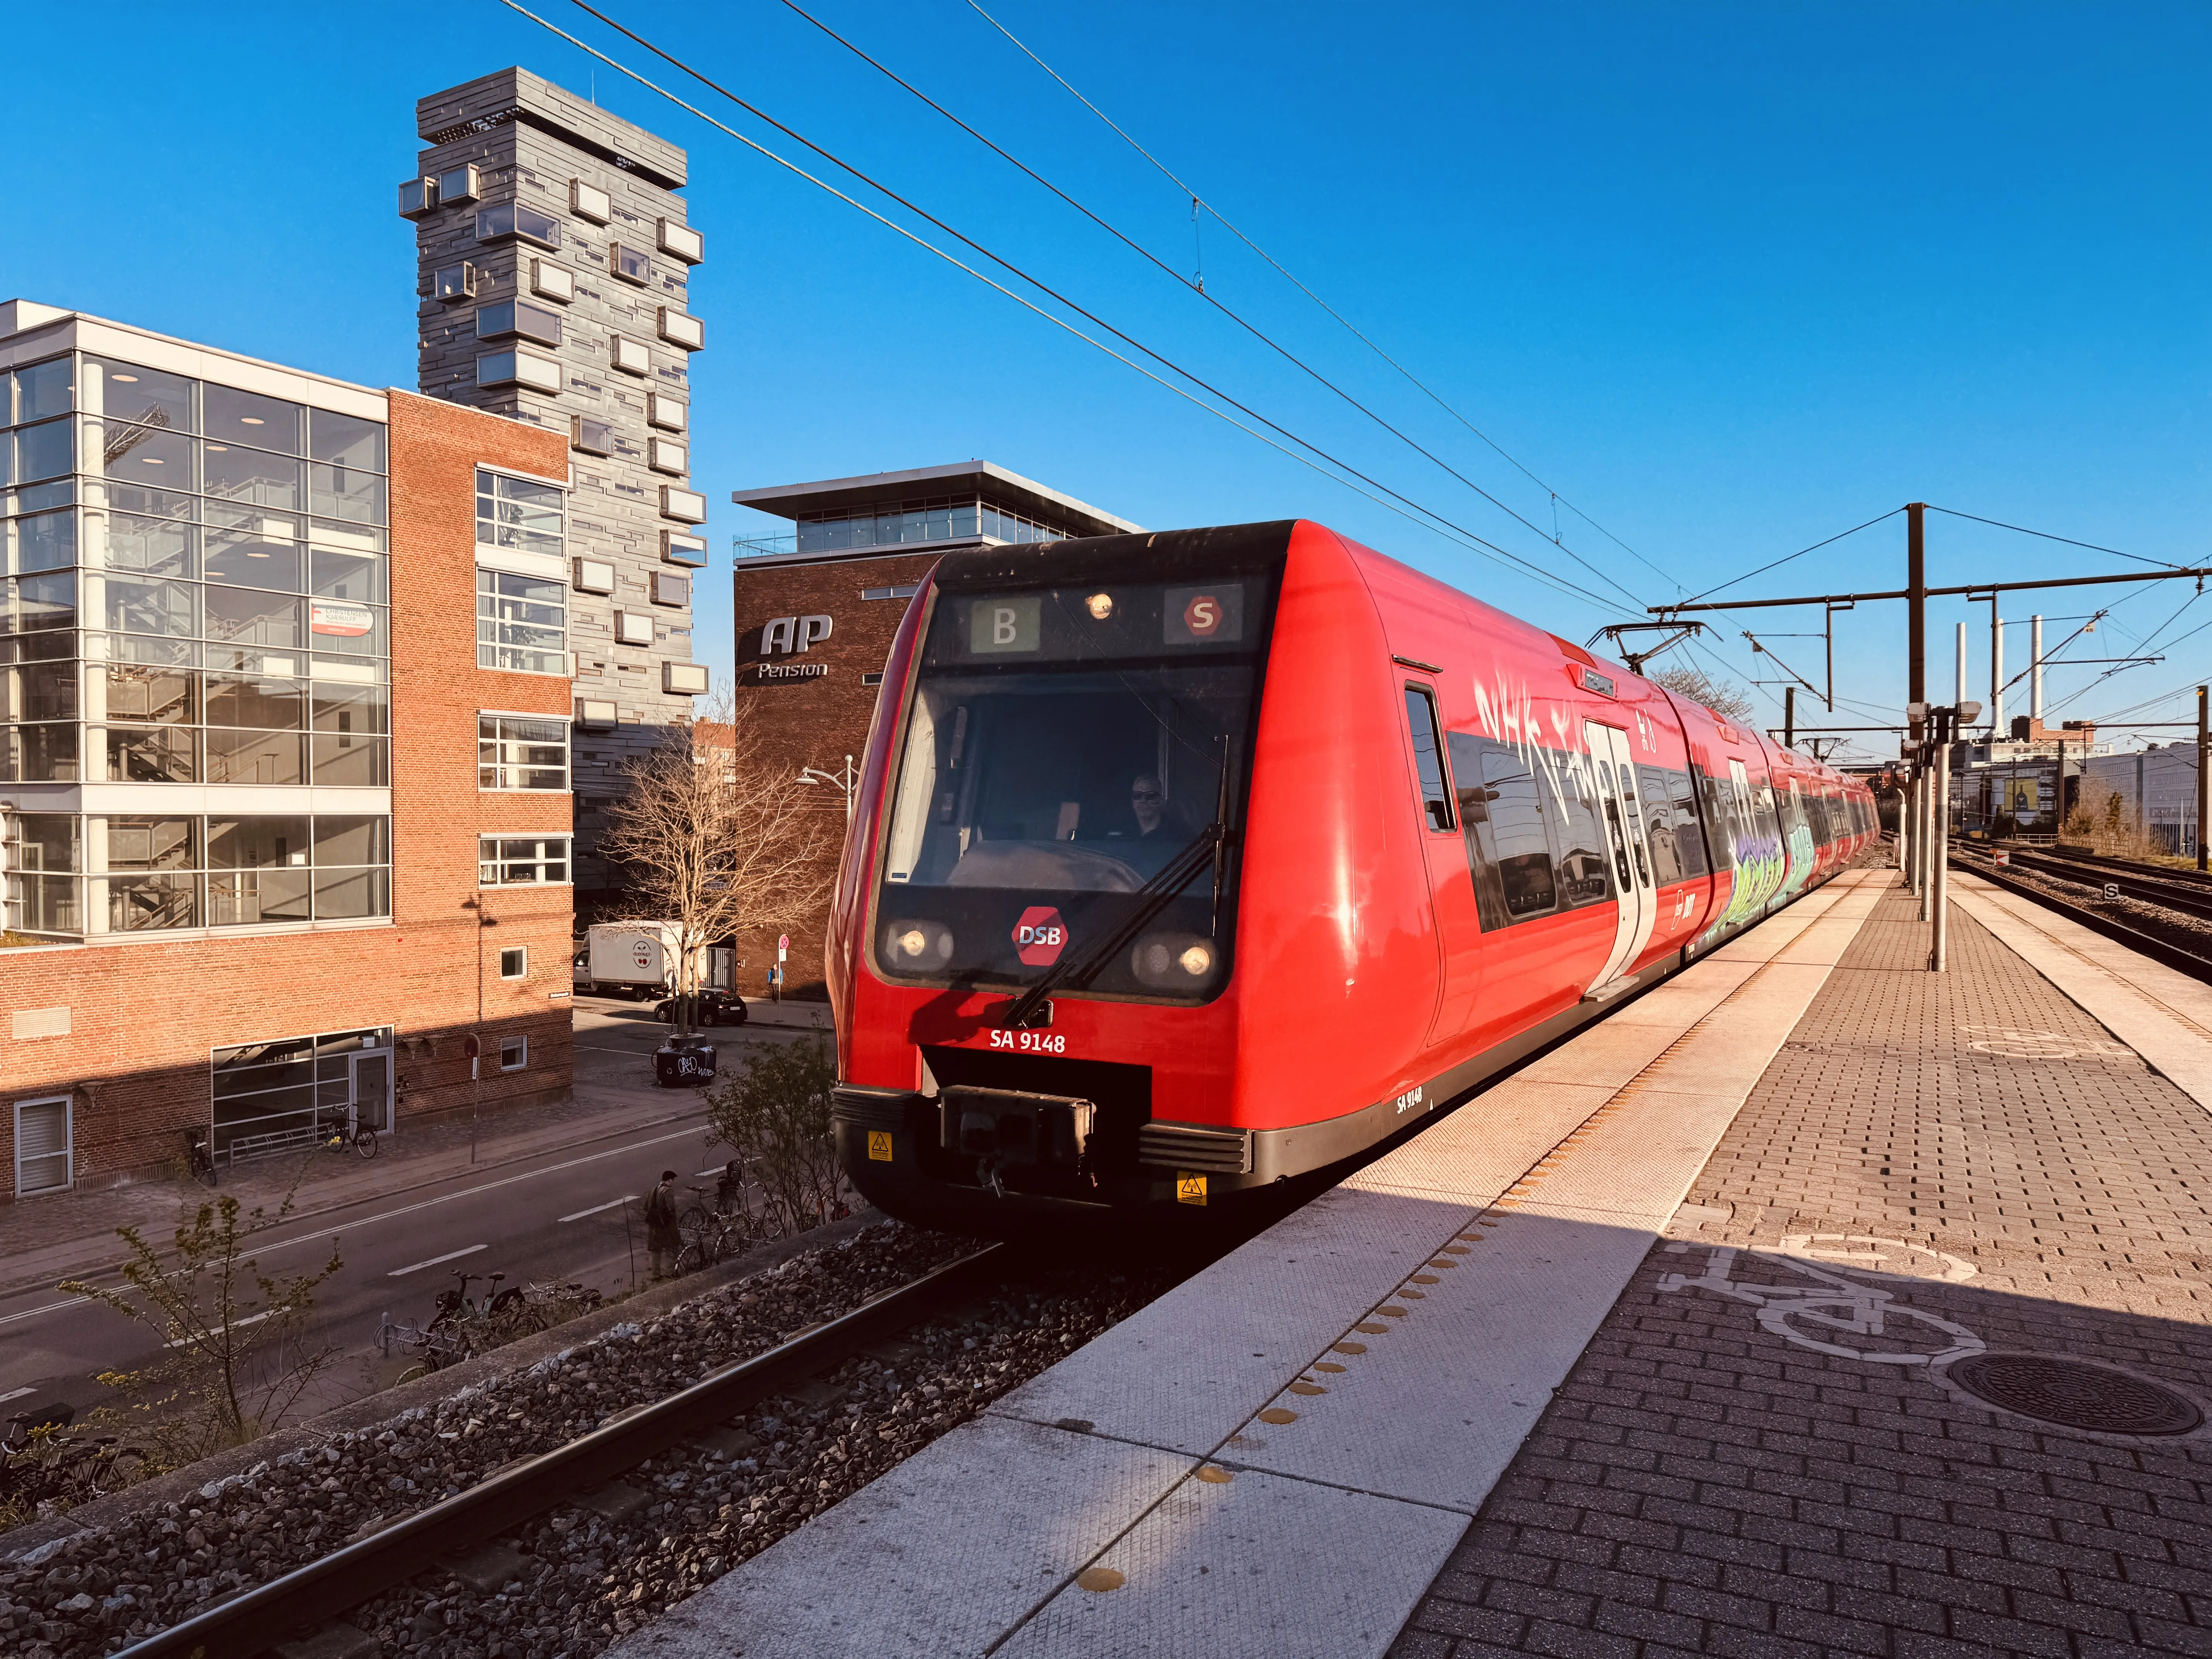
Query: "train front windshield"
874 577 1270 1002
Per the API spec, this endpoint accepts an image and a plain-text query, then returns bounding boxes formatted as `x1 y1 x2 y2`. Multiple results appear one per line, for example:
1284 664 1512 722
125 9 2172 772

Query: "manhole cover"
1948 1353 2203 1436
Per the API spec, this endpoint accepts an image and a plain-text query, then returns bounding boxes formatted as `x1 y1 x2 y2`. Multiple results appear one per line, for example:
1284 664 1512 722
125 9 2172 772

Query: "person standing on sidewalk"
645 1170 682 1280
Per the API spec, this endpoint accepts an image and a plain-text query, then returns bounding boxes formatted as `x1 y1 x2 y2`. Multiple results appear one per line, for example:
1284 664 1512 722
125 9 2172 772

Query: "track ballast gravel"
0 1220 1171 1659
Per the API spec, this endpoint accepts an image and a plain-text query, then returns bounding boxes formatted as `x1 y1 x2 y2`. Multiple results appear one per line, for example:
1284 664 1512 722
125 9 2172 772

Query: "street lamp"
799 754 859 823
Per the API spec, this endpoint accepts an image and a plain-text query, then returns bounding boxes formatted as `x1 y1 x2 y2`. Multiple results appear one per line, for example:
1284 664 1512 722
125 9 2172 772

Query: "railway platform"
612 864 2212 1658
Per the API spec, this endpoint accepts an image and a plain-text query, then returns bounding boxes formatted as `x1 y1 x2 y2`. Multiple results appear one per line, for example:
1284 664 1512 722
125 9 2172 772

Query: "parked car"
653 989 749 1027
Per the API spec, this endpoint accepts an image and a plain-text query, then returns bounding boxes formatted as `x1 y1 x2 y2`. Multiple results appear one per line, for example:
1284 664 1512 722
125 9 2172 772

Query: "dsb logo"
1013 906 1068 967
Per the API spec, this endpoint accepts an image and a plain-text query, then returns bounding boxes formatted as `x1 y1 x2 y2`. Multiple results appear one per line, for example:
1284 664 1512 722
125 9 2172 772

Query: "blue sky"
7 2 2206 758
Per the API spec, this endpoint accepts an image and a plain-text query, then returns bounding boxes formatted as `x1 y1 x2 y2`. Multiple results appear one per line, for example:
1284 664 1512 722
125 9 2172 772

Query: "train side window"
1553 762 1611 907
1669 767 1709 878
1638 763 1688 884
1447 732 1509 929
1449 733 1557 927
1695 765 1737 870
1403 685 1455 833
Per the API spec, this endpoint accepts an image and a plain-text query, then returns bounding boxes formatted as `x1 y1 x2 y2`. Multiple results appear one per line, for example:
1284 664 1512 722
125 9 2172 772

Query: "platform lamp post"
799 754 859 824
2198 687 2208 873
1913 700 1980 973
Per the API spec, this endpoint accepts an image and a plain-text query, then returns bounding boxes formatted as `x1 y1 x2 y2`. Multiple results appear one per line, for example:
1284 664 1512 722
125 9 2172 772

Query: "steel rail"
122 1243 1005 1659
1998 848 2212 922
1952 850 2212 986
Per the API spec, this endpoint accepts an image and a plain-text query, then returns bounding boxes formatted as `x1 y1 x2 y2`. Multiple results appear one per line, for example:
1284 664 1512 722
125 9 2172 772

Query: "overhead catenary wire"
726 0 1654 613
960 0 1686 600
1926 505 2191 572
505 1 1637 619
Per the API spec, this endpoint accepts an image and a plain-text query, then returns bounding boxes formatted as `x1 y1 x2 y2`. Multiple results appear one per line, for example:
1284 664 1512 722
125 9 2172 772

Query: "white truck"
574 921 701 1001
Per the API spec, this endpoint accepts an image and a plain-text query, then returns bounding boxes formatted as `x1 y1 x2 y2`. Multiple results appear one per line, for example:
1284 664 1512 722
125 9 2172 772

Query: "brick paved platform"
1395 878 2212 1659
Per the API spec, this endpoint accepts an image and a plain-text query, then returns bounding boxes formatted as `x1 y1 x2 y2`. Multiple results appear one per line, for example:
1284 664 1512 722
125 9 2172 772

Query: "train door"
1584 721 1658 994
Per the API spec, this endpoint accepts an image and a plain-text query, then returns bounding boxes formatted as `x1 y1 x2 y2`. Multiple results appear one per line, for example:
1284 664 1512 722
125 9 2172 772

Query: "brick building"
0 302 575 1200
402 69 713 911
727 462 1135 996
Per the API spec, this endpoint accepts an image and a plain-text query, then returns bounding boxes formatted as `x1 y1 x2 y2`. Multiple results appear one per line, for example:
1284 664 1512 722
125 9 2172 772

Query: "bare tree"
63 1188 343 1465
601 696 838 1034
1645 663 1756 723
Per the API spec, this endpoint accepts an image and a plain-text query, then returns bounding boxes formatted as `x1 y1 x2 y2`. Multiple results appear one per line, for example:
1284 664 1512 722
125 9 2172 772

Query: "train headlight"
1085 592 1115 621
882 919 954 969
1131 931 1219 989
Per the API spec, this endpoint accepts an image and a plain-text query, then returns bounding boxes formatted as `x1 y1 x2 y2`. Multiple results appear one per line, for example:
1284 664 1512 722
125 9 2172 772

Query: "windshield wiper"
998 817 1229 1030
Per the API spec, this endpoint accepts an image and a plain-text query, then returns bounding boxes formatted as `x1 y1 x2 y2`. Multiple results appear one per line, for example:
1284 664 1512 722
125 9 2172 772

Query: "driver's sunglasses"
1131 790 1163 802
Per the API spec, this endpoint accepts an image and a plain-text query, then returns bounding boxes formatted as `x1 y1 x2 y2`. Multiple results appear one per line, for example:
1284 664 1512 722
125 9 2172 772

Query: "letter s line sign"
1182 594 1223 637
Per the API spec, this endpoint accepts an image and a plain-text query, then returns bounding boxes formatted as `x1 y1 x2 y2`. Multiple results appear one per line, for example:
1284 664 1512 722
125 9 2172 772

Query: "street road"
0 998 831 1424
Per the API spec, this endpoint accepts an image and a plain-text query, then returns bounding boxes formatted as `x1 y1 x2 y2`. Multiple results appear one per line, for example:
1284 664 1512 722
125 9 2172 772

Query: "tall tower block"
403 69 711 904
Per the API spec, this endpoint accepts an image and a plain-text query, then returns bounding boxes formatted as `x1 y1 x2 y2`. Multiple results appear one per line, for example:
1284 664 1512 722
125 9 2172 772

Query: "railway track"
105 1242 1008 1658
1951 843 2212 984
1991 845 2212 922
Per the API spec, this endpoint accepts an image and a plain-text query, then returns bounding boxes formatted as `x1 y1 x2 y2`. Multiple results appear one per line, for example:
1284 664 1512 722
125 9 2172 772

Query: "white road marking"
559 1196 634 1223
0 1385 37 1405
388 1245 488 1278
166 1309 275 1349
251 1124 708 1258
0 1300 81 1331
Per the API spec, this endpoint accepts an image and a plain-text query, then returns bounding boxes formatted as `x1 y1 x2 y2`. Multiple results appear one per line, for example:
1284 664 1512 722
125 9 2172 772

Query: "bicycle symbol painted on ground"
1658 1233 1984 1367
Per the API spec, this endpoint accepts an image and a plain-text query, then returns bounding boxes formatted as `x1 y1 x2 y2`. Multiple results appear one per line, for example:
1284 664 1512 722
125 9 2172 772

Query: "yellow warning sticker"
867 1130 894 1163
1175 1172 1207 1206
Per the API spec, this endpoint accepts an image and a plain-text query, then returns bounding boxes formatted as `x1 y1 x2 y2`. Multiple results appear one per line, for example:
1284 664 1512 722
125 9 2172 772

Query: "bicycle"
678 1158 788 1257
314 1108 378 1161
0 1407 144 1512
376 1311 472 1384
183 1130 218 1188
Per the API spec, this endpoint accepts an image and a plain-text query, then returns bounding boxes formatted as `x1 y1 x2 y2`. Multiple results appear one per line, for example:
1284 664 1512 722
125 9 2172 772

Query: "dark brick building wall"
729 549 943 998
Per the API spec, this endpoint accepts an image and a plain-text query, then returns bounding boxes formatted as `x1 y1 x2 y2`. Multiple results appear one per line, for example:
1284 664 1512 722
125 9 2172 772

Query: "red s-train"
825 520 1873 1231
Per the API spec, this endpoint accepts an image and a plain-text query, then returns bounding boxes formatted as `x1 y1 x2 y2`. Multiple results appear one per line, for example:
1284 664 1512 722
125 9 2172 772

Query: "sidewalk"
1394 873 2212 1659
0 1075 708 1305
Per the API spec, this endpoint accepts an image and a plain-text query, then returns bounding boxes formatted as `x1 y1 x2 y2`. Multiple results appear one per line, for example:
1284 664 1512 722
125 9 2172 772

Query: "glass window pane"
17 357 77 423
0 721 79 782
311 549 383 603
204 586 300 647
312 683 387 733
309 463 386 527
310 733 388 785
105 511 196 577
208 869 312 926
101 663 192 723
105 575 194 638
203 385 302 455
8 813 79 872
109 872 198 931
203 528 302 591
208 816 311 869
8 572 77 635
309 409 386 472
314 814 389 867
313 866 388 919
204 674 302 729
105 816 195 869
15 418 74 484
105 723 196 781
15 510 76 574
202 443 302 511
89 358 187 430
1403 687 1453 832
102 422 191 486
205 728 303 785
